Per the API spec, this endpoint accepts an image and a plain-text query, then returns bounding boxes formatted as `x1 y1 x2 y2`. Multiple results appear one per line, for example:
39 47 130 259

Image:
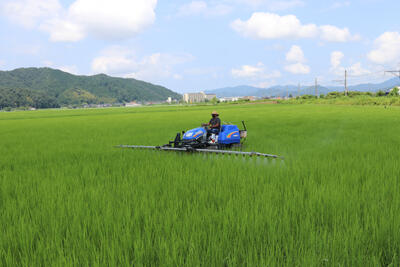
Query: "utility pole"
384 69 400 94
345 70 348 96
315 78 319 98
298 83 301 97
333 70 348 96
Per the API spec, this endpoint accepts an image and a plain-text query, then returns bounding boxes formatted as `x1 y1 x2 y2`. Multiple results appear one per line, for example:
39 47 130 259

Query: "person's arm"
215 119 221 128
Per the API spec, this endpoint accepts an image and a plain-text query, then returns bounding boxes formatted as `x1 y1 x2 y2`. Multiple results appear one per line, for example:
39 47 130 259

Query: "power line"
385 70 400 80
293 69 397 93
332 70 348 96
346 70 386 78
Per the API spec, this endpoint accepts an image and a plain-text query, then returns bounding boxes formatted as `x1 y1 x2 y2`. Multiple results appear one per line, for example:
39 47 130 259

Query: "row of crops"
1 104 399 266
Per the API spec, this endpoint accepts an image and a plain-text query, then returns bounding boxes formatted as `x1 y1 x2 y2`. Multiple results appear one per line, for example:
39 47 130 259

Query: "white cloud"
91 47 193 83
330 51 370 77
3 0 158 42
0 60 5 67
230 61 282 87
126 53 192 81
40 18 85 42
178 1 231 16
232 63 264 78
284 45 310 74
330 51 347 75
368 32 400 65
331 51 344 69
232 13 317 40
286 45 305 63
1 0 61 28
332 62 371 77
231 62 281 80
347 62 370 76
67 0 156 40
284 63 310 74
320 25 360 42
231 12 359 42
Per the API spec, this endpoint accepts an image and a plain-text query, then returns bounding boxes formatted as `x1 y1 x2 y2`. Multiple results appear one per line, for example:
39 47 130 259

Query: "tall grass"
1 104 399 266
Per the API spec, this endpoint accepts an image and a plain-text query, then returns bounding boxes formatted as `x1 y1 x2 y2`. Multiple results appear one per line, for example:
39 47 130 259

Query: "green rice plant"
282 95 400 106
0 104 399 266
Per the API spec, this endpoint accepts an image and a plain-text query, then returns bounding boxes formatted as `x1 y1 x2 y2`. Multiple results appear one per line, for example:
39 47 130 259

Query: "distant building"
242 96 256 101
167 97 172 104
183 92 217 103
183 92 205 103
205 93 217 101
125 101 141 107
219 97 240 102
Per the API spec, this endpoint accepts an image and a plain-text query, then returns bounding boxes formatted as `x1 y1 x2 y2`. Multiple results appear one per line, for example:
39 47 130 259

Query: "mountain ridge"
0 67 180 109
206 78 400 97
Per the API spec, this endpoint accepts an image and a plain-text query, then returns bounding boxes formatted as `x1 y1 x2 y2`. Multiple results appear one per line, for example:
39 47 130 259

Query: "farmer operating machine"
118 121 282 158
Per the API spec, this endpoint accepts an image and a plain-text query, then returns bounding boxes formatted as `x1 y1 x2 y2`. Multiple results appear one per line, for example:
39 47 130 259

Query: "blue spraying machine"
118 121 282 158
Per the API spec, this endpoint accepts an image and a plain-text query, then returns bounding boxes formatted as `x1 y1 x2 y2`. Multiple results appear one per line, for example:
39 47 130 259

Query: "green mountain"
206 78 400 98
0 67 180 109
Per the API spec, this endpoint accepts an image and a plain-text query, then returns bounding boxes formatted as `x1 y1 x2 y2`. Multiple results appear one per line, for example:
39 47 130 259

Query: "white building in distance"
183 92 217 103
219 97 240 102
125 101 142 107
205 93 217 101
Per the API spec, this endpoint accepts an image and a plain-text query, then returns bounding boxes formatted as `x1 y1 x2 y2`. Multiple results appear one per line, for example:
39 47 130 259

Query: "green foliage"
59 88 98 105
389 87 399 96
376 90 386 97
301 94 316 99
326 91 344 98
282 91 400 106
0 68 180 108
0 87 59 110
1 105 400 265
348 91 362 97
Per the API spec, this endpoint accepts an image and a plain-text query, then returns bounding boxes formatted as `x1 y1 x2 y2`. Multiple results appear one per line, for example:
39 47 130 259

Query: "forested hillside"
0 68 180 109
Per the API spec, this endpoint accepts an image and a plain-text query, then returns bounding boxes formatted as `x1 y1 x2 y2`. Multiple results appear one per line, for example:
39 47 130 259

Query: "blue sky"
0 0 399 93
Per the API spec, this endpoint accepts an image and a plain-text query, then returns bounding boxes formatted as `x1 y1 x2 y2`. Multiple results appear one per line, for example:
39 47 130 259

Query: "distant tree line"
296 87 399 100
0 87 122 110
0 88 59 110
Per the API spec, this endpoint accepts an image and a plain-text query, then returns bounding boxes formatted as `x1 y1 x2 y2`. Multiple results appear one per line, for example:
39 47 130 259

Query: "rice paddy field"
1 104 400 266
